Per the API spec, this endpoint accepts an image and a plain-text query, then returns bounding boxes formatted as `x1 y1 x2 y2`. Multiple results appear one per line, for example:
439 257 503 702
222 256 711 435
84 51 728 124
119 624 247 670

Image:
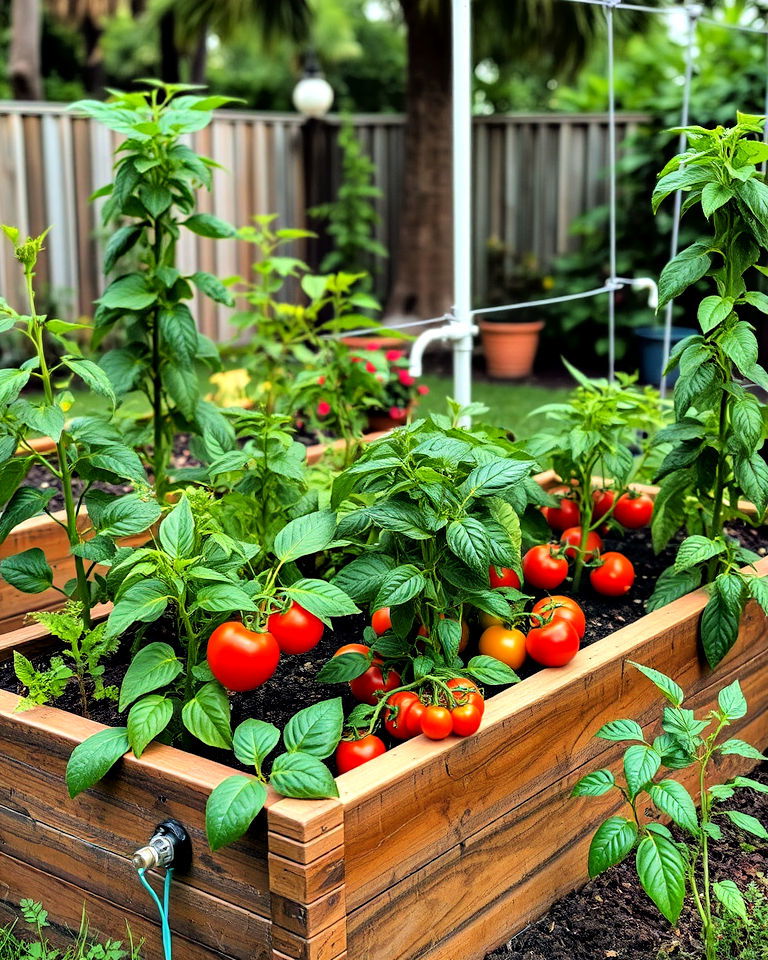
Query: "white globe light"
292 76 334 119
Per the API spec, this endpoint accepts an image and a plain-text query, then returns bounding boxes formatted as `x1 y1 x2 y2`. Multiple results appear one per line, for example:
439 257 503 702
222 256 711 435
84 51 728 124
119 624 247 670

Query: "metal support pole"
605 1 618 382
451 0 474 418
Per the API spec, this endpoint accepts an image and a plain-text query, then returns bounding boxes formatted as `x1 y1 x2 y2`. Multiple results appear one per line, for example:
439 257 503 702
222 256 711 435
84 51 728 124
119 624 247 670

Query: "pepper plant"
648 114 768 665
321 405 543 694
65 492 358 813
574 662 768 960
0 227 160 626
528 363 669 589
73 83 238 499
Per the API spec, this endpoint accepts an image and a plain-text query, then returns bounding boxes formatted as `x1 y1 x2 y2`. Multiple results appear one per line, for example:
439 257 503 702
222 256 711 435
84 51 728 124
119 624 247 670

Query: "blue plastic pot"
635 326 697 388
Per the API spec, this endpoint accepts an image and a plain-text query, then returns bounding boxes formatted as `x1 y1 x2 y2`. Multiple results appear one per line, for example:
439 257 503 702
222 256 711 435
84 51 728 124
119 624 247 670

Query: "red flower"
386 349 404 362
317 401 331 417
389 406 407 420
398 369 415 387
417 385 430 395
366 341 381 350
317 375 326 385
365 361 377 373
351 356 362 363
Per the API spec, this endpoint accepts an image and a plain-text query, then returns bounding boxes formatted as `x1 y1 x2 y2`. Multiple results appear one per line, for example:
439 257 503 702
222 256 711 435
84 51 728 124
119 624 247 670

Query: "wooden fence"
0 102 648 338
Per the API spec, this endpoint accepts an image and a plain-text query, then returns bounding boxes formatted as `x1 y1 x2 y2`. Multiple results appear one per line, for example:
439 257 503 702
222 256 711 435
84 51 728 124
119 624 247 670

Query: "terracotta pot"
478 319 544 379
367 404 414 432
341 336 410 354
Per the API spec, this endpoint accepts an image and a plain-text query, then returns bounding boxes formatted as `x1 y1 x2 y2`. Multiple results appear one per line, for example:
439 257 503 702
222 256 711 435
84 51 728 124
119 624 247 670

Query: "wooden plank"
346 641 768 960
268 848 344 902
271 919 346 960
0 801 271 960
268 825 344 866
338 571 768 910
270 887 346 939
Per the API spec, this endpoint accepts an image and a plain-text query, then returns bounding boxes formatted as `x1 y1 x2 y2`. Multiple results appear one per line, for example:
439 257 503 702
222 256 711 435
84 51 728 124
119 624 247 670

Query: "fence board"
0 102 648 324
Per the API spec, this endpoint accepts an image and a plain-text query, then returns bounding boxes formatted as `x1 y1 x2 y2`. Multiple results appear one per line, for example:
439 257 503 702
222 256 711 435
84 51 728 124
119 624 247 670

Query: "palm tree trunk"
190 26 209 85
160 11 180 83
9 0 43 100
387 0 454 321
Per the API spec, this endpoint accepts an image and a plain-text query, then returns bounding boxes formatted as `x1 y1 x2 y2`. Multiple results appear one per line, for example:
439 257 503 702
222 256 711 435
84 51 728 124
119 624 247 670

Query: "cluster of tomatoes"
522 488 654 598
206 602 325 692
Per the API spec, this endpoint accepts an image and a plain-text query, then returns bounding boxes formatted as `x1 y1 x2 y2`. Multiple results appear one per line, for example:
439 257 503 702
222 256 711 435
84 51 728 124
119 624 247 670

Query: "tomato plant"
525 618 580 667
523 545 568 590
590 552 635 597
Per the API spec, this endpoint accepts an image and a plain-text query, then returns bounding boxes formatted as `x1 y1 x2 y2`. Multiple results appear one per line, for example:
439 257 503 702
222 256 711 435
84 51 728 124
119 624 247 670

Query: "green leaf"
159 495 195 559
647 566 702 613
158 304 198 365
127 695 173 758
623 744 661 798
274 511 337 563
595 718 646 743
718 738 766 761
701 182 733 218
96 495 161 538
205 775 267 851
460 458 532 497
0 368 30 407
99 274 157 311
233 719 280 768
718 679 747 721
118 641 183 711
657 241 712 309
731 394 764 456
465 654 519 685
373 564 426 610
720 809 768 839
99 347 144 397
107 580 170 639
103 224 142 274
635 831 686 924
316 652 370 683
184 213 236 238
648 780 699 834
164 360 200 418
673 535 725 573
330 554 396 604
697 295 733 333
629 662 685 707
196 582 258 613
571 769 615 797
735 454 768 515
182 681 233 749
701 574 745 668
269 751 339 799
721 322 759 378
732 776 768 794
446 517 491 575
0 548 53 593
0 486 55 542
748 576 768 615
10 399 65 441
284 579 360 625
283 698 343 759
66 727 130 797
437 618 462 661
191 271 234 306
587 817 638 878
713 880 747 922
89 444 146 482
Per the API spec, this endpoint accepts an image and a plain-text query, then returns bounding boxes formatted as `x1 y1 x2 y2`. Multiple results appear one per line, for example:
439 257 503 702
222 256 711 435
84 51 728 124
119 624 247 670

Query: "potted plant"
477 241 549 379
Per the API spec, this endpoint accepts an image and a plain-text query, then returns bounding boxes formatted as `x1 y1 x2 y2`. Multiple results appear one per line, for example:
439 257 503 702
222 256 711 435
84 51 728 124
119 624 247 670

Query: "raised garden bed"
0 530 766 959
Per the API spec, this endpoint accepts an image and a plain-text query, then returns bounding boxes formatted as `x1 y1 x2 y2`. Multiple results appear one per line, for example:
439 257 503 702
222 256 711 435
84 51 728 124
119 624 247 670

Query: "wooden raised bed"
1 549 767 957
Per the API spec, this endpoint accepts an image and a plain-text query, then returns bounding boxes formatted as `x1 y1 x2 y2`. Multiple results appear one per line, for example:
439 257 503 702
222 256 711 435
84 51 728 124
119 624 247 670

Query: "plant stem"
179 601 199 703
150 216 167 500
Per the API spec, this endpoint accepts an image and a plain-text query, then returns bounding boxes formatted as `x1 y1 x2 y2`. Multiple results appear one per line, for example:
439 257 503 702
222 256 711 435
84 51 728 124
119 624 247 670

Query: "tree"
48 0 123 93
9 0 43 99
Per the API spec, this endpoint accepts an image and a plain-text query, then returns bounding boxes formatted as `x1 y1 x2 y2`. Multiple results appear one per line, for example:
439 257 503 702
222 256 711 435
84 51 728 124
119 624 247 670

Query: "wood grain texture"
345 640 768 960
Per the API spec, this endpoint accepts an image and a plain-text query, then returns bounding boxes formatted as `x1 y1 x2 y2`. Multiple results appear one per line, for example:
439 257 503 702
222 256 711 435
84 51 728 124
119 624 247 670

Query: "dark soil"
485 761 768 960
1 524 765 773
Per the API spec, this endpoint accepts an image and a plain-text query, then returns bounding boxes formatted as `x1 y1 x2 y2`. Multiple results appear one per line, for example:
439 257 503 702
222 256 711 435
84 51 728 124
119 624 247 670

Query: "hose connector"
131 819 192 873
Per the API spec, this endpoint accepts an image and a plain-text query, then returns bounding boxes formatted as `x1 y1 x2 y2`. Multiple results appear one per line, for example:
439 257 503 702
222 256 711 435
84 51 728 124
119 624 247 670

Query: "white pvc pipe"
452 0 474 418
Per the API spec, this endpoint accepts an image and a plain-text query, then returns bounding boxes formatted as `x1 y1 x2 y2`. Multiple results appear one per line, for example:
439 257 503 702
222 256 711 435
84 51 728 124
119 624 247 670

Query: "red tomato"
384 691 421 740
333 643 372 658
349 664 402 706
542 497 580 532
592 489 615 523
207 623 280 691
531 595 586 640
478 625 526 670
336 735 386 773
590 552 635 596
451 703 483 737
522 545 568 590
488 566 521 589
405 699 427 736
560 526 603 560
371 608 392 636
614 493 654 529
446 677 485 714
525 618 580 667
420 705 453 740
267 602 324 655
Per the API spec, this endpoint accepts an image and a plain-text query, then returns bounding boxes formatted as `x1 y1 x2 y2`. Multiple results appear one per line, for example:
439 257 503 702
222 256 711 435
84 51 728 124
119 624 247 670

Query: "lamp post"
293 55 334 272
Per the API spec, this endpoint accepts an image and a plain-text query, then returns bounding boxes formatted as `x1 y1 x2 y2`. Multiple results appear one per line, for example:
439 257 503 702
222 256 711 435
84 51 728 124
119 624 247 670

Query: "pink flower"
317 401 331 417
366 341 381 351
398 369 415 387
365 361 377 373
317 375 326 385
417 385 430 395
389 406 407 420
386 349 404 362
